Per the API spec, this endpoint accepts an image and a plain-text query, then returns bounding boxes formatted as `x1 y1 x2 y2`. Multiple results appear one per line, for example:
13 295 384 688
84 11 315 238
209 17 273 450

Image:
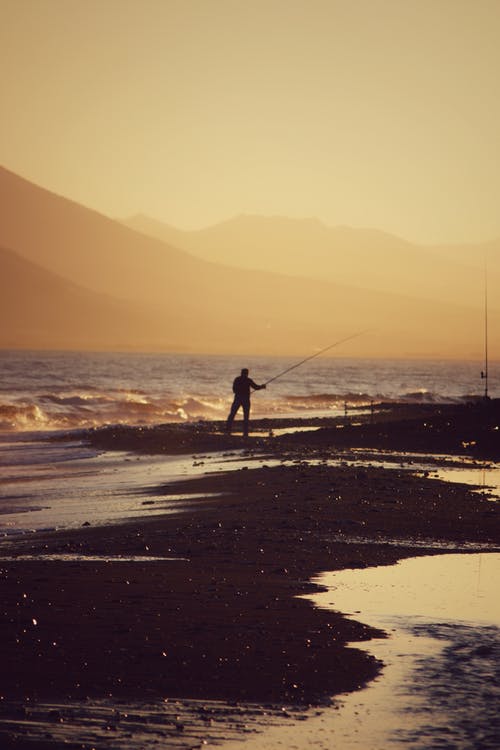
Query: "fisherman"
226 368 266 437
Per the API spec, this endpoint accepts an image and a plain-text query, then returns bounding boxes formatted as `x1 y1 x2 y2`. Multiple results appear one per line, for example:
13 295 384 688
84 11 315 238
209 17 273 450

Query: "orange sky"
1 0 500 244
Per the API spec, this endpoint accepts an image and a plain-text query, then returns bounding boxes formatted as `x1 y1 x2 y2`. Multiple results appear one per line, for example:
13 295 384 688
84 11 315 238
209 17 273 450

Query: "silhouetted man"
226 368 266 437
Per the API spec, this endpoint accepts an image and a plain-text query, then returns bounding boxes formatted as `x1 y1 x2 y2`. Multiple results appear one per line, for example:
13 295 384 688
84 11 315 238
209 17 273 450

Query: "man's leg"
226 398 240 433
242 401 250 437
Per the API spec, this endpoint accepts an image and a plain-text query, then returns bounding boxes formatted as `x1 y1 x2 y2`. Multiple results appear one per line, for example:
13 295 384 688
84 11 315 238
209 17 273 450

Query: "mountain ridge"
1 166 497 358
124 213 500 309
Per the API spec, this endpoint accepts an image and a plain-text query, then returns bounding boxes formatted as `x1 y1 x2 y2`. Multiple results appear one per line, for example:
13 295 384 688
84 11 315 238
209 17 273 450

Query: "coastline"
1 401 499 748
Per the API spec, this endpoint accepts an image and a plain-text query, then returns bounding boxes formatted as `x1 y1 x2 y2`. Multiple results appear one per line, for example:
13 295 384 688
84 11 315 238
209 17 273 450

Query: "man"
226 368 266 437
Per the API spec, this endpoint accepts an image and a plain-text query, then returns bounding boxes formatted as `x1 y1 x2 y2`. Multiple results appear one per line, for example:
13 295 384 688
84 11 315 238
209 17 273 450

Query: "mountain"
0 166 203 306
0 166 497 359
0 246 169 351
125 214 500 310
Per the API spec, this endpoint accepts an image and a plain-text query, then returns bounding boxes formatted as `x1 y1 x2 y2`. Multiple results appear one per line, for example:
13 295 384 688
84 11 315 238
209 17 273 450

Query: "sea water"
1 350 498 537
0 350 496 431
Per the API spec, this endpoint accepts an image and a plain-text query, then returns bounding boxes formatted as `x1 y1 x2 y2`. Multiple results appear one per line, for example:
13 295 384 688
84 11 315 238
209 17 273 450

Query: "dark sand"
1 401 499 748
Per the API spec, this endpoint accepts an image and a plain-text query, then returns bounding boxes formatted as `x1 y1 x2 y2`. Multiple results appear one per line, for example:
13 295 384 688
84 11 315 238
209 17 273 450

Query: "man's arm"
249 379 266 390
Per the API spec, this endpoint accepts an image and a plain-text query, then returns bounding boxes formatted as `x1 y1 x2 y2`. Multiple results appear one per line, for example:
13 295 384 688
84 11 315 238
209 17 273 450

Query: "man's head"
241 368 249 376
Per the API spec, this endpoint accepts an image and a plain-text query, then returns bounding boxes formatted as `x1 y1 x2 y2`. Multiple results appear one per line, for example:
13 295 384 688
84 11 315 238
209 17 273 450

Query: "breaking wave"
0 393 229 431
283 389 467 409
0 390 471 431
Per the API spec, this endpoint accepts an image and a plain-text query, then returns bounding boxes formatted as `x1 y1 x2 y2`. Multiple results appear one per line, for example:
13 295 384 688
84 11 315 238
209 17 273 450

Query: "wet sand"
1 401 499 748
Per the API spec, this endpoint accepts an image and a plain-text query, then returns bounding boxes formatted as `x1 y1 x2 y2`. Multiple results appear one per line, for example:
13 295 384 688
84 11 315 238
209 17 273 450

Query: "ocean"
0 349 495 432
1 348 498 537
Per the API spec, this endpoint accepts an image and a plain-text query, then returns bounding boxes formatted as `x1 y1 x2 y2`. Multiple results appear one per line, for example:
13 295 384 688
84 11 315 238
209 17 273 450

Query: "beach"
1 401 499 748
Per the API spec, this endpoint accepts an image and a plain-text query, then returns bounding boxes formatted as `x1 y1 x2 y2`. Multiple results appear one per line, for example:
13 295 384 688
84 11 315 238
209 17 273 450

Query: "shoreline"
1 402 499 747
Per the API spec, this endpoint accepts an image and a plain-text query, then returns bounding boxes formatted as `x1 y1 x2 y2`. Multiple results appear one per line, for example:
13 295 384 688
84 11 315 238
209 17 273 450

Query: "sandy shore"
1 401 499 748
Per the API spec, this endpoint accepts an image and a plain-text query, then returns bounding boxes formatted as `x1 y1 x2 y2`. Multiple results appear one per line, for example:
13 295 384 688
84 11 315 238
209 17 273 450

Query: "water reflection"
313 553 500 626
432 463 500 500
222 553 500 749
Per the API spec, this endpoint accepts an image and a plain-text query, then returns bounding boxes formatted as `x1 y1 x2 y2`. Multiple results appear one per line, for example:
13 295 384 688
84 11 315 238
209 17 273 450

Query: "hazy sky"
2 0 500 244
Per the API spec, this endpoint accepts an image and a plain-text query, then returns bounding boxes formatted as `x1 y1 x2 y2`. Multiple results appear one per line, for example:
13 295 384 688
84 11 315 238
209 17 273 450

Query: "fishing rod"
263 330 369 386
480 257 489 399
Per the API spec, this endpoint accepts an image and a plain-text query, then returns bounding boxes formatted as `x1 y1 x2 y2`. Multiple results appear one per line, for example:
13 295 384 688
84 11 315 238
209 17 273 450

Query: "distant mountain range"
125 214 500 309
0 165 497 359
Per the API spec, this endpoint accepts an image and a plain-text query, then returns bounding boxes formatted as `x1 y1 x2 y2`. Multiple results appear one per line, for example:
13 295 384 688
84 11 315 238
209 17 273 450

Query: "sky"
1 0 500 245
